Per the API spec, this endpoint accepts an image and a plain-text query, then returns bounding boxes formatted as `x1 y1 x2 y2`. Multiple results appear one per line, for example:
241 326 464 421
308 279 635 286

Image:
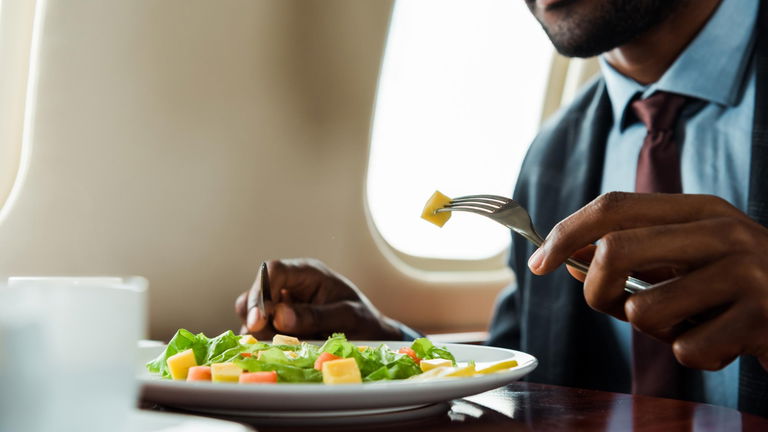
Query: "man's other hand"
234 258 403 341
527 192 768 372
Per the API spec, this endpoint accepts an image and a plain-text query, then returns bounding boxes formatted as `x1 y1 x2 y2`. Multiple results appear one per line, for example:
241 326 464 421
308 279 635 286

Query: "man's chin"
525 0 686 58
531 0 581 11
529 0 614 58
528 0 592 31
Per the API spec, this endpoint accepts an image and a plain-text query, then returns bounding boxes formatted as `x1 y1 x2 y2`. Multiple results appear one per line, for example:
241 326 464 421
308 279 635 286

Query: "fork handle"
521 231 652 294
564 257 652 294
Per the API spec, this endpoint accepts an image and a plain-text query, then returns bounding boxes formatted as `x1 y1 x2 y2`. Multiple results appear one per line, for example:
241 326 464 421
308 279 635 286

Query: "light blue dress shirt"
597 0 758 408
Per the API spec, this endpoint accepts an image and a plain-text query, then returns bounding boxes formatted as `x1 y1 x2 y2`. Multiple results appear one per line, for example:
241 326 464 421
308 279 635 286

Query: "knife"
247 261 273 330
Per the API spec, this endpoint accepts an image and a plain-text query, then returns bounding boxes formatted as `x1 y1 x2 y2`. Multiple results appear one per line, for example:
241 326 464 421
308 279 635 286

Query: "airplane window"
367 0 552 260
0 0 37 218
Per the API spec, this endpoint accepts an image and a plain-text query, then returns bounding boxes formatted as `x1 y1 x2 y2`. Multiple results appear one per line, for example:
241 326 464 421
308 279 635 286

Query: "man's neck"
603 0 722 85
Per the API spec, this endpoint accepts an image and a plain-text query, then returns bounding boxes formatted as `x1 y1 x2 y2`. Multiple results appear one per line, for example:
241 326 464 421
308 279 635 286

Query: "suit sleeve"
486 280 521 348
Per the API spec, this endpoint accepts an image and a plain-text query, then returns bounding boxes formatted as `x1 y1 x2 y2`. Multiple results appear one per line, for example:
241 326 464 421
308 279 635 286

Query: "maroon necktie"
631 91 688 398
633 92 687 194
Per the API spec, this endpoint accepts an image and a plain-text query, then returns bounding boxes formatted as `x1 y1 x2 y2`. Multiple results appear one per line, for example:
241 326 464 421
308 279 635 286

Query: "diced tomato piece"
239 371 278 384
240 352 252 358
314 352 342 371
186 366 212 381
398 347 421 363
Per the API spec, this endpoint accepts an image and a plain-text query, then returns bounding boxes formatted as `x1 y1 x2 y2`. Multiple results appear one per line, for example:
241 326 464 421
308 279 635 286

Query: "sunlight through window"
367 0 552 260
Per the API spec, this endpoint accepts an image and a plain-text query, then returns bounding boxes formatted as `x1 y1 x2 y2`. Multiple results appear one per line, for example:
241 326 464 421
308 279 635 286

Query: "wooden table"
145 381 768 431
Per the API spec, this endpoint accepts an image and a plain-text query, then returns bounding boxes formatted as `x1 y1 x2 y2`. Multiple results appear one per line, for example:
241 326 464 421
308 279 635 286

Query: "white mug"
0 289 46 432
0 276 147 432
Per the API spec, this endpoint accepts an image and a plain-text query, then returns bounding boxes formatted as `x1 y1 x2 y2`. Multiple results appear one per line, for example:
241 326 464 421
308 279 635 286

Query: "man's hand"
234 258 403 341
527 192 768 371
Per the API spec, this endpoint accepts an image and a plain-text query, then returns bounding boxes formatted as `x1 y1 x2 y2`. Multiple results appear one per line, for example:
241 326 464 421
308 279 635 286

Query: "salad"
146 330 518 385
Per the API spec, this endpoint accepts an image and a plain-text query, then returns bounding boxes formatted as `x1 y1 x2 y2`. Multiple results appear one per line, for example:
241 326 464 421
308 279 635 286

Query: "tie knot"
630 91 688 132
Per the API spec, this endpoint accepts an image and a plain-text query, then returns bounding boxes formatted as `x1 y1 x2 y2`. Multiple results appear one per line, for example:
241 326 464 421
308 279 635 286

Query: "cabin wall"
0 0 512 339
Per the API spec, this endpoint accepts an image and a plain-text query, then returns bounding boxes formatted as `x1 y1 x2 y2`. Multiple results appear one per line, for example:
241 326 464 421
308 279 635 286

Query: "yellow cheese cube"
240 335 258 344
420 358 453 372
272 334 300 346
322 358 362 384
421 191 452 227
211 362 242 383
475 359 518 374
166 349 197 380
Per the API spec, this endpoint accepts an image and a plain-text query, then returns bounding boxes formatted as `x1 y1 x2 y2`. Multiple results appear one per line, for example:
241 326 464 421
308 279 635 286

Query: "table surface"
145 381 768 432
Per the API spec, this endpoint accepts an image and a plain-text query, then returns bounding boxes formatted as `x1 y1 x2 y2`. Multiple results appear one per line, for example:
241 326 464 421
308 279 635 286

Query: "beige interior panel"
0 0 513 339
540 54 600 122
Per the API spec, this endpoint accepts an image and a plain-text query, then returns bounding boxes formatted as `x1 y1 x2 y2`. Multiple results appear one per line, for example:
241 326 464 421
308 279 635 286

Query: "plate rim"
138 340 538 412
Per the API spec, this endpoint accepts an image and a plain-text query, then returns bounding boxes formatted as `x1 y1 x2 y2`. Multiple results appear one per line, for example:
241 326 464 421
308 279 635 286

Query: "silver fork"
436 194 650 293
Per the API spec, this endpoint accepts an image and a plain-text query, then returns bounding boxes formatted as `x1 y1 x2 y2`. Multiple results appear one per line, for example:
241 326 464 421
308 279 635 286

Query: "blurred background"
0 0 598 340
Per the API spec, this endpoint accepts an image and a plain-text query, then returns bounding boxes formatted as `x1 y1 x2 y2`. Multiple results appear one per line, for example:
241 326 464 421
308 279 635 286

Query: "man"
235 0 768 416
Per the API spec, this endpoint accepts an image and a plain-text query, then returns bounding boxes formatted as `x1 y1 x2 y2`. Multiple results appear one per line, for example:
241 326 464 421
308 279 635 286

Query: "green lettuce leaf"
257 344 319 369
146 328 209 378
320 335 389 376
204 330 241 364
411 337 456 365
208 341 270 364
234 356 322 383
318 333 356 358
363 355 421 381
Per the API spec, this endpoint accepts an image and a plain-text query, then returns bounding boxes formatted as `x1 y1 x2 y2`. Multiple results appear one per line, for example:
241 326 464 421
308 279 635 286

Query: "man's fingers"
603 218 760 271
582 262 631 319
246 260 298 317
235 291 248 321
246 305 269 334
563 218 758 318
564 245 596 282
266 259 358 304
266 260 311 303
560 244 676 287
272 301 366 338
624 257 741 340
242 259 365 337
531 193 747 275
566 265 586 282
244 259 331 332
671 304 745 370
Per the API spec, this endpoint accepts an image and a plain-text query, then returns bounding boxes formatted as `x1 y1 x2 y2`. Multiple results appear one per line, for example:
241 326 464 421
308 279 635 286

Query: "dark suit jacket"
487 1 768 417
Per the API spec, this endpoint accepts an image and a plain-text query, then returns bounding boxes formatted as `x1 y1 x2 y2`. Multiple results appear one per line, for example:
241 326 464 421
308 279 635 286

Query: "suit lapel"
536 81 623 389
561 84 612 211
748 0 768 223
739 0 768 418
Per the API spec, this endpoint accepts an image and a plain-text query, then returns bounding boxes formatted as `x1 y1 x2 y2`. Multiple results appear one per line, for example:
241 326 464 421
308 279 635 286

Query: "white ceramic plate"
138 340 537 413
129 409 252 431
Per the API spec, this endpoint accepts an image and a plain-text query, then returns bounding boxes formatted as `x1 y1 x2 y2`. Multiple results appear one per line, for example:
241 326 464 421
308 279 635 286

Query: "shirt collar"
599 57 643 130
599 0 759 130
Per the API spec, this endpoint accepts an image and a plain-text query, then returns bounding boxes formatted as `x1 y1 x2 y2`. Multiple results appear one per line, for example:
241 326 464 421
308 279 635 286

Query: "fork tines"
438 194 510 214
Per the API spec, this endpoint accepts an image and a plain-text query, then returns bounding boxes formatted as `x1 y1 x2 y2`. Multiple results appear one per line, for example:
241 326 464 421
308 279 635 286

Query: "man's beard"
531 0 688 58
